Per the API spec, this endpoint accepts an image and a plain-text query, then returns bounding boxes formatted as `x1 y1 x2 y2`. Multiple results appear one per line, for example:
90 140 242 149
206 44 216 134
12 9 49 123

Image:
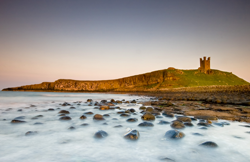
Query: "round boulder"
80 115 87 119
94 130 108 138
177 116 192 123
59 116 71 120
99 105 110 110
171 120 185 129
93 114 105 120
59 110 70 114
200 141 218 148
141 112 155 121
126 118 138 122
124 129 140 140
164 130 185 139
138 122 154 127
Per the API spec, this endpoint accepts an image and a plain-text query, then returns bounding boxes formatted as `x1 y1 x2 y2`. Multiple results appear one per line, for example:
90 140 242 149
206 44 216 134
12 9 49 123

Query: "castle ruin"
198 56 211 74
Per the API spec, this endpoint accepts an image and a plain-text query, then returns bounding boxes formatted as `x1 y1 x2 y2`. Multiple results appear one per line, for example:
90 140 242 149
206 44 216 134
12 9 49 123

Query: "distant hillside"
2 69 249 92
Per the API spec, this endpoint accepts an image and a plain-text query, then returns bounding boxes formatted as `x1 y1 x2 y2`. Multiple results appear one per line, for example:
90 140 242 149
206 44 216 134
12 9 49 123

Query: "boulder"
158 120 170 125
99 105 110 110
68 126 75 130
162 111 174 118
11 120 26 123
25 131 38 136
124 129 140 140
84 111 94 115
146 107 154 112
94 130 108 138
59 116 71 120
177 116 192 123
171 121 185 129
129 108 136 113
87 99 93 102
141 112 155 121
200 141 218 148
80 115 87 119
130 100 137 103
126 118 138 122
93 114 105 120
48 108 54 111
70 107 76 109
59 110 70 114
114 125 123 128
164 130 185 139
139 106 146 110
103 114 110 117
138 122 154 127
184 122 194 127
120 113 130 117
81 123 89 126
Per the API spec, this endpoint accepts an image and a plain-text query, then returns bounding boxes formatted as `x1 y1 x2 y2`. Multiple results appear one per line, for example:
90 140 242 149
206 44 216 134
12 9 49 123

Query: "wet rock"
84 111 94 115
116 100 122 104
93 114 105 120
17 109 22 111
34 122 43 125
99 105 110 110
59 116 71 120
146 107 154 112
162 111 174 118
70 107 76 109
213 122 225 127
125 110 132 113
110 99 115 103
81 123 89 126
245 131 250 134
117 110 125 114
94 130 108 138
103 114 110 117
199 127 208 130
240 125 250 128
11 119 26 123
48 108 54 111
124 129 140 140
156 115 163 118
184 122 194 127
192 133 203 136
126 118 138 122
120 113 130 117
159 157 175 162
58 114 65 116
87 99 93 102
59 110 70 114
177 116 192 123
130 100 137 103
164 130 185 139
112 118 118 120
191 117 197 121
197 122 211 127
102 122 108 125
200 141 218 148
158 120 170 125
139 106 146 110
129 108 136 113
171 121 185 129
62 102 71 106
25 131 38 136
114 125 123 128
80 115 87 119
141 112 155 121
138 122 154 127
68 126 75 130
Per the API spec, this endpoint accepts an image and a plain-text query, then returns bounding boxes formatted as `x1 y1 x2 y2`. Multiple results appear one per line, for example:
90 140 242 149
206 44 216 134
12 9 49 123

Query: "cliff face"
2 69 249 92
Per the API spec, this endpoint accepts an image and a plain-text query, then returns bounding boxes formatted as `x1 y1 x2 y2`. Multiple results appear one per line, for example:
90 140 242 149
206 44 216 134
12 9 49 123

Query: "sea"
0 91 250 162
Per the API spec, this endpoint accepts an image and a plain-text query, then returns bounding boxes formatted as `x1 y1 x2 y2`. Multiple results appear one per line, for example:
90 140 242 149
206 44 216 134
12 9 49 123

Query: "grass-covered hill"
2 68 249 92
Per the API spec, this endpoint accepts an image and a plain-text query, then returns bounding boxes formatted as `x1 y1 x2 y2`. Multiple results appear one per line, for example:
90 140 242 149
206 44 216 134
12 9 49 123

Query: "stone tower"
198 56 211 73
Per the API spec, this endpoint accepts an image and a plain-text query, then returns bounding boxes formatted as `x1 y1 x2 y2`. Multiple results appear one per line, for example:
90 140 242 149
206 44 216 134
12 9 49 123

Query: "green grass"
137 69 249 89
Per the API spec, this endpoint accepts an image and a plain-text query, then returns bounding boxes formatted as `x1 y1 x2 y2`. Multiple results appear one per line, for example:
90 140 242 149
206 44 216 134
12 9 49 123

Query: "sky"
0 0 250 90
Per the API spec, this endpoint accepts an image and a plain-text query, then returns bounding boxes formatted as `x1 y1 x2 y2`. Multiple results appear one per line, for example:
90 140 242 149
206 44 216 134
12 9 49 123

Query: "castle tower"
199 56 211 73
